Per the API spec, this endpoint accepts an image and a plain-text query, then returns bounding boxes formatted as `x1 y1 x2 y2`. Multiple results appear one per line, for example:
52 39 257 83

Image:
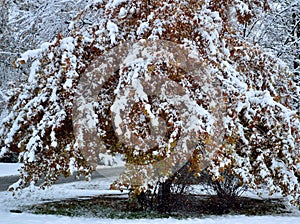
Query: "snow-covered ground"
0 163 300 223
1 213 300 224
0 162 23 176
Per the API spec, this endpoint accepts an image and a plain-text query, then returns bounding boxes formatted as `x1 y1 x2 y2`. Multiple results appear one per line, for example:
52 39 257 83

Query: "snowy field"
0 163 300 224
0 163 23 176
1 213 300 224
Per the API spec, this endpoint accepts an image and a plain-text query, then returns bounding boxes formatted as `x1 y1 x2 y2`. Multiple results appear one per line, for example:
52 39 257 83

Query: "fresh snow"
0 209 300 224
107 20 119 44
0 172 300 224
0 163 23 177
0 167 299 223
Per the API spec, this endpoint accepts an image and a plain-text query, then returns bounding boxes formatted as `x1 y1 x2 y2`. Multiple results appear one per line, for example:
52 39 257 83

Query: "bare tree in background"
244 0 300 82
0 0 95 86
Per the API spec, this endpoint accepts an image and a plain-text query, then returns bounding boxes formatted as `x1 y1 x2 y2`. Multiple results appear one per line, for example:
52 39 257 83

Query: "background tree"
0 0 95 86
243 0 300 83
0 0 299 209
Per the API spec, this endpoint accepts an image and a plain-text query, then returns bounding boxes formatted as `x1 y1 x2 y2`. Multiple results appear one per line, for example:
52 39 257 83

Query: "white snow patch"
98 153 125 167
107 20 119 45
137 22 149 35
105 0 127 9
0 176 299 223
0 212 299 224
63 79 73 90
27 60 41 84
118 7 127 18
60 37 75 51
0 163 23 177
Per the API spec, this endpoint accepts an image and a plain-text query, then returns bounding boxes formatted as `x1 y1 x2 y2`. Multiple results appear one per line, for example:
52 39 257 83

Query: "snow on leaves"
0 0 299 206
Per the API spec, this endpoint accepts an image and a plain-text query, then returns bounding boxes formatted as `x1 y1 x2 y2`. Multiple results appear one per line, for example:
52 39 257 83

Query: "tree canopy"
0 0 299 206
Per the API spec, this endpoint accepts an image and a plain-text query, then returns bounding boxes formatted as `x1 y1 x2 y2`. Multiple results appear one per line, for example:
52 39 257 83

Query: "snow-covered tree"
7 0 98 50
0 0 96 85
0 0 16 85
243 0 300 82
0 0 299 207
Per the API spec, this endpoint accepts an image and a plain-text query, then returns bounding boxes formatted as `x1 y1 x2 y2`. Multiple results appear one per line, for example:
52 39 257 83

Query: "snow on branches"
0 0 299 206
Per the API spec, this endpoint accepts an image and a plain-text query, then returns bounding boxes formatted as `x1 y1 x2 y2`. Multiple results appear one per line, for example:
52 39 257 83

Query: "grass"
22 193 291 219
25 194 173 219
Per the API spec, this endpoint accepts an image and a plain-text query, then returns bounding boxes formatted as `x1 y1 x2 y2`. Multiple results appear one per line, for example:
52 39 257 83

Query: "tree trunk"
157 181 171 212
